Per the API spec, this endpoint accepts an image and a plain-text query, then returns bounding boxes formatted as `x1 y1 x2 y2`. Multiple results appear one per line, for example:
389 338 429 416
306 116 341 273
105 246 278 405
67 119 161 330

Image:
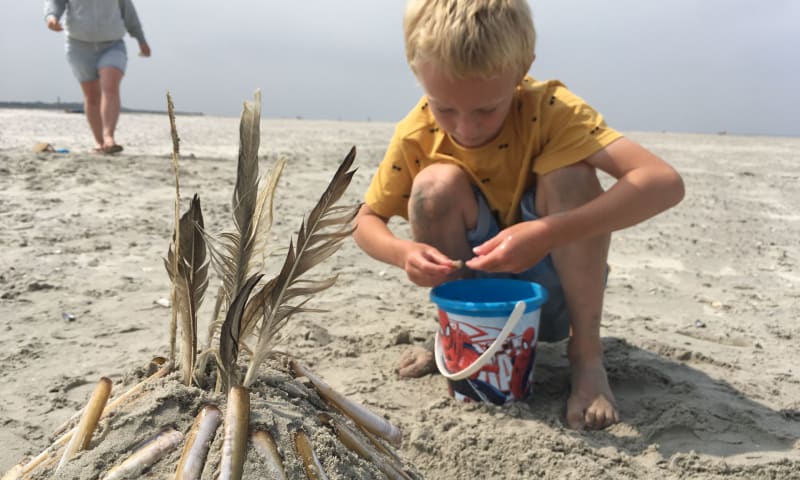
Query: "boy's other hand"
466 220 553 273
402 242 459 287
46 16 62 31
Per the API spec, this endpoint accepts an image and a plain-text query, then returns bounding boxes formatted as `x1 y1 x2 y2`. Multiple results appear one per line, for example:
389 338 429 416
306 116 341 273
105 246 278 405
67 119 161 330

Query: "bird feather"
164 194 209 385
241 147 360 387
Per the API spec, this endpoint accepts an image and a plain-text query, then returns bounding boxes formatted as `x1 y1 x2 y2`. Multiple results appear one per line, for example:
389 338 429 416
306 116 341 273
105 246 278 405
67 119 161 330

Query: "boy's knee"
537 162 602 214
409 164 472 220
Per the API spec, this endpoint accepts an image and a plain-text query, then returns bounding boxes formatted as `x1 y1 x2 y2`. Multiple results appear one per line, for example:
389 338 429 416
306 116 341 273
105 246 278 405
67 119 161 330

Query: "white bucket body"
431 279 548 405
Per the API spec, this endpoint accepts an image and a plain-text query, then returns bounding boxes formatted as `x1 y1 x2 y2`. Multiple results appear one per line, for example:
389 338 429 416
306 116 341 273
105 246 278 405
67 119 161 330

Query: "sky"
1 0 798 136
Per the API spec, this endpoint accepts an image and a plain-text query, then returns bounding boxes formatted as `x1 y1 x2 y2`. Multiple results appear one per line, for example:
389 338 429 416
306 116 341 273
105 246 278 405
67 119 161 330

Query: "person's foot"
566 338 619 430
396 344 436 378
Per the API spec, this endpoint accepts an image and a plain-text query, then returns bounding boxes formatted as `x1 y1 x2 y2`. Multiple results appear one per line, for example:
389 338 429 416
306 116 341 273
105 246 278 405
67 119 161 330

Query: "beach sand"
1 107 799 479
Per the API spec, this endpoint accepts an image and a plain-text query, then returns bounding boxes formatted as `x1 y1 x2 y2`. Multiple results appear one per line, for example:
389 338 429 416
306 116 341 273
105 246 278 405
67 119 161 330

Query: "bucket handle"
434 300 526 381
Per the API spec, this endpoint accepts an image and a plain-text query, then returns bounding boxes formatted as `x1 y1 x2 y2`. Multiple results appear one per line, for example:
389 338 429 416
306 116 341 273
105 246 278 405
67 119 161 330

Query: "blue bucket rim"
430 278 548 317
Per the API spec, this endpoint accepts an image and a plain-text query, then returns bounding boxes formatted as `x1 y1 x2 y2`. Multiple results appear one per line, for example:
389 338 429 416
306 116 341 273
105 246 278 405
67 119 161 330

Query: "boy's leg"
536 162 618 430
396 164 478 377
408 163 478 263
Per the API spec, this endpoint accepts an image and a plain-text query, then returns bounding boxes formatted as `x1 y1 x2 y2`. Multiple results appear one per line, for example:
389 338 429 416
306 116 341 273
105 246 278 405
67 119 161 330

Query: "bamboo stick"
294 430 328 480
174 405 222 480
250 430 286 480
56 377 112 471
217 386 250 480
102 428 183 480
291 360 402 447
22 361 172 476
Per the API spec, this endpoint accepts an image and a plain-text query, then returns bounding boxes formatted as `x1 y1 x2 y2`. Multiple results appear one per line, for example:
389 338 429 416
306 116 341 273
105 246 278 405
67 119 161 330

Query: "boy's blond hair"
403 0 536 79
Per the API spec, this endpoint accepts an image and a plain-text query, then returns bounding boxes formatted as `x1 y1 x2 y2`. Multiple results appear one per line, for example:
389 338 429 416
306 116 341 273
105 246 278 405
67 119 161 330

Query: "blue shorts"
66 38 127 82
466 189 570 342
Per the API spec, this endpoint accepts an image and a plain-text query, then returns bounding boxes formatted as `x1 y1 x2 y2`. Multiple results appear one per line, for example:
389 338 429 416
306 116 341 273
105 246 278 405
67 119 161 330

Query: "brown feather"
241 147 360 387
164 195 209 385
219 273 263 391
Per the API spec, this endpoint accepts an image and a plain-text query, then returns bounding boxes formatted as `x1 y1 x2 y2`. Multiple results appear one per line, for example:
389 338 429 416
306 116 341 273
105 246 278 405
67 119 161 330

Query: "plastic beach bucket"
430 279 548 405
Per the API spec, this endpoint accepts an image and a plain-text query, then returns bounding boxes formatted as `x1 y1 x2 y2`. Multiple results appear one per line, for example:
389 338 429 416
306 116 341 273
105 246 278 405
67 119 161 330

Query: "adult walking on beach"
44 0 150 154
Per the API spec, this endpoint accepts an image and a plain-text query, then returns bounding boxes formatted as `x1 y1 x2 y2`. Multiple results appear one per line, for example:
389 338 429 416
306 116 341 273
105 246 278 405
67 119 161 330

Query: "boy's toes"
567 394 619 430
396 345 436 378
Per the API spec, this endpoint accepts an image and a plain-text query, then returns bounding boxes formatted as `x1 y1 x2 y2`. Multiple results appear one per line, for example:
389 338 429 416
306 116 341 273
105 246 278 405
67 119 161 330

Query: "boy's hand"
402 242 459 287
46 15 63 31
466 220 554 273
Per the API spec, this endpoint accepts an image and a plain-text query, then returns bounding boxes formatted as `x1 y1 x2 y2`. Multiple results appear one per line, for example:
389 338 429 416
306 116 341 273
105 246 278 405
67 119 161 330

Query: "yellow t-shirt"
364 77 622 228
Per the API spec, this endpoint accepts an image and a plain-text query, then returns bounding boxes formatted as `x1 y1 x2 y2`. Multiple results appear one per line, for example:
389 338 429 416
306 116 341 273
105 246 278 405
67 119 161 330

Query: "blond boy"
353 0 684 430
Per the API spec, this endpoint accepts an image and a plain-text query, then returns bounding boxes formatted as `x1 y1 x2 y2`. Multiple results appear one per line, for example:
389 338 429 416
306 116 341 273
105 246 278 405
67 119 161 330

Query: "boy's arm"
353 204 408 269
353 204 456 287
546 137 684 244
468 137 684 272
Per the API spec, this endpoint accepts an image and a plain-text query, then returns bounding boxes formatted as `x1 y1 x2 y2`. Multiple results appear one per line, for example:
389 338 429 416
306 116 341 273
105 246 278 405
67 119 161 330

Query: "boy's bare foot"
566 339 619 430
396 345 436 377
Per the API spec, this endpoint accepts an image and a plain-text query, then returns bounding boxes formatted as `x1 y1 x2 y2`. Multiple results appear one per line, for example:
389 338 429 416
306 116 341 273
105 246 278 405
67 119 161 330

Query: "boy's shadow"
529 337 799 460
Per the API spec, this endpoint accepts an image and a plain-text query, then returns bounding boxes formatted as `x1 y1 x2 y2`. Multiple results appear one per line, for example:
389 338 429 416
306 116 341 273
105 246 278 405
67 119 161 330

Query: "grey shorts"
466 189 570 342
66 38 127 82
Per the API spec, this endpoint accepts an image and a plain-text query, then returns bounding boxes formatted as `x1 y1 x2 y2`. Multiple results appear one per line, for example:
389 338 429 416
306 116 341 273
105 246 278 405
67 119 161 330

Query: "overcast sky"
1 0 798 136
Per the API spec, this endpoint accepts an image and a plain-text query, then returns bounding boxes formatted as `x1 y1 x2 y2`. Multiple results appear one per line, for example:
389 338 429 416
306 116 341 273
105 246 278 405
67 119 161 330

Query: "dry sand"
1 107 799 479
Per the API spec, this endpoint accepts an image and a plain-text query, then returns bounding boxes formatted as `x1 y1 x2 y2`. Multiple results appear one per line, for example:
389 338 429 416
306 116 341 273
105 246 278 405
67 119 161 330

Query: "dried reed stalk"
166 91 182 365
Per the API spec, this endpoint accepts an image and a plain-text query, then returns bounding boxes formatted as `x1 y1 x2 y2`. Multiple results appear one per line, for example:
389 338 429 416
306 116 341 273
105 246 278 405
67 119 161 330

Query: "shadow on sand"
530 337 799 462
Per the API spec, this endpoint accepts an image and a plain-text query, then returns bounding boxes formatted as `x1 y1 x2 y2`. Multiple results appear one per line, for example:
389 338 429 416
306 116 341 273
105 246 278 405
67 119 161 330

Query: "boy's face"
417 61 520 149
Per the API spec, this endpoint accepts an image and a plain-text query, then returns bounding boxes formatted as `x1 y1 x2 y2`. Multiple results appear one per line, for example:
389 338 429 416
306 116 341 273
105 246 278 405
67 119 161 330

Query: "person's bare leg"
396 164 478 378
536 162 619 430
99 66 124 148
79 80 103 149
408 163 478 262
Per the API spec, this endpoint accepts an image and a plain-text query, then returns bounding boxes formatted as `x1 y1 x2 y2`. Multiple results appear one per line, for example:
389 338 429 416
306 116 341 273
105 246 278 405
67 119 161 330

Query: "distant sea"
0 100 203 116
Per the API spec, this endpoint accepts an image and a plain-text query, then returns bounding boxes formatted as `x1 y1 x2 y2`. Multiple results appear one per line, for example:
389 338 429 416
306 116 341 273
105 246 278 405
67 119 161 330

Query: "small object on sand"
694 319 706 328
62 312 76 322
32 143 69 154
32 142 55 153
154 298 171 308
